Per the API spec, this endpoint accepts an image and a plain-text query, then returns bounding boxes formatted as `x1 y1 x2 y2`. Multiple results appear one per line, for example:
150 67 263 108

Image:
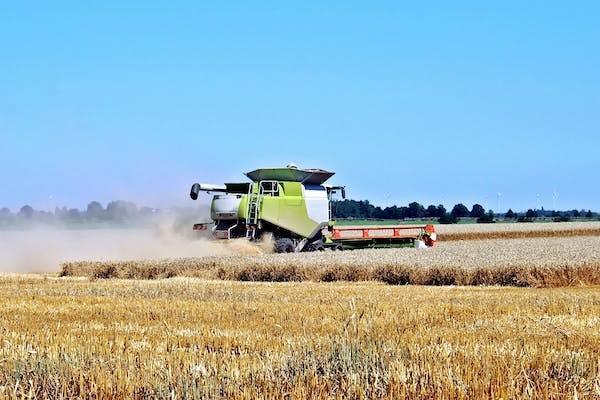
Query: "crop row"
61 236 600 287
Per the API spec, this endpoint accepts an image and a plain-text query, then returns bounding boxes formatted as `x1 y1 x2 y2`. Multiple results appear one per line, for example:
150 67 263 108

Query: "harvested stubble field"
61 236 600 288
0 276 599 399
436 221 600 241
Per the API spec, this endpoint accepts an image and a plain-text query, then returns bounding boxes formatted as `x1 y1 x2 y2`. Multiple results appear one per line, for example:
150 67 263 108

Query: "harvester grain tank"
190 165 436 253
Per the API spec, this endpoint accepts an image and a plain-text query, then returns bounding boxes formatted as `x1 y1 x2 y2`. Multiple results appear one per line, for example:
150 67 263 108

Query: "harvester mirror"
327 186 346 200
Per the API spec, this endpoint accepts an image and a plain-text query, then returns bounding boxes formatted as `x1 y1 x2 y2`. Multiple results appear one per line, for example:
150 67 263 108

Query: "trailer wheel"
274 238 295 253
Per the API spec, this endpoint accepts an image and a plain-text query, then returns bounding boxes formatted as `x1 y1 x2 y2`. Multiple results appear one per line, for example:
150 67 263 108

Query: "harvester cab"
190 165 436 253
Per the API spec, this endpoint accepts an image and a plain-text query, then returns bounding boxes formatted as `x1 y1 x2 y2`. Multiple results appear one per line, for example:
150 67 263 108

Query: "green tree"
438 213 457 224
470 204 486 218
18 205 34 219
436 204 446 218
106 200 138 222
381 206 396 219
451 204 470 219
505 209 515 219
67 208 82 223
477 209 495 223
586 210 593 218
425 205 438 218
86 201 105 221
0 208 14 227
407 202 425 218
525 209 537 219
398 206 409 219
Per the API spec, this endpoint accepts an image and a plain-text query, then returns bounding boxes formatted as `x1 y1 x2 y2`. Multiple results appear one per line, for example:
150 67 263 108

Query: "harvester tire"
307 241 325 252
275 238 295 253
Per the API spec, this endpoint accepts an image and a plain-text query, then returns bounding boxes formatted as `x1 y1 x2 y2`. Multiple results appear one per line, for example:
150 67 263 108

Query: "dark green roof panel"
245 168 335 184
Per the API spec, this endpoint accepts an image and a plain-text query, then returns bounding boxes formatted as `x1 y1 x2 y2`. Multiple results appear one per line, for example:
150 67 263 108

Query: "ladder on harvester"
246 184 261 239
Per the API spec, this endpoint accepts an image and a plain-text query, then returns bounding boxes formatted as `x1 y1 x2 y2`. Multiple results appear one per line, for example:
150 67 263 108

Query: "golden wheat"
436 221 600 241
0 277 598 399
437 221 600 233
61 236 600 287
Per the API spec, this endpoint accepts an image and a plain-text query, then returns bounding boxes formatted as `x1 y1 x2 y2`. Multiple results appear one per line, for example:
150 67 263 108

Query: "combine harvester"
190 165 436 253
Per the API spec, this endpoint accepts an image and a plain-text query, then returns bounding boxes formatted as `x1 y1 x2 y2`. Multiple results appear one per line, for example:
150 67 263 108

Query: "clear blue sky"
1 1 598 212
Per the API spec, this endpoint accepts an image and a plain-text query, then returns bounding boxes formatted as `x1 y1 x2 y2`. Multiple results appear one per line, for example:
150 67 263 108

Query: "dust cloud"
0 219 272 273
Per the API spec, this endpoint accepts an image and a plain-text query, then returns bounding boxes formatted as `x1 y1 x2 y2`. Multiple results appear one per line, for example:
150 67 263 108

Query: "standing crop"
61 236 600 287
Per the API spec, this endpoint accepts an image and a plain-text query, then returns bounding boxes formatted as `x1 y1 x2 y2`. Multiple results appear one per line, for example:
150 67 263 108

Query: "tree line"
0 201 161 228
332 199 596 224
0 199 596 229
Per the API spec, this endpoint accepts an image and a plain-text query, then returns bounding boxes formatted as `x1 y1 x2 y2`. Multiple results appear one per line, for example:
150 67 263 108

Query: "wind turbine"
496 192 502 214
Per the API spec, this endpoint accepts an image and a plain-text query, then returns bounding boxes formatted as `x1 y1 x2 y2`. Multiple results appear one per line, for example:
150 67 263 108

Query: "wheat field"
61 236 600 287
437 221 600 234
436 221 600 241
0 276 599 399
5 224 600 398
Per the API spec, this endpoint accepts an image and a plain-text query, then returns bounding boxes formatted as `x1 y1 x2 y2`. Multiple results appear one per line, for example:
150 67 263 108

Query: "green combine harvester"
190 165 436 253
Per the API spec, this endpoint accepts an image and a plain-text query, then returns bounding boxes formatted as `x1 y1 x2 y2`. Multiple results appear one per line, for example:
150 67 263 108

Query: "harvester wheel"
307 241 325 252
274 238 295 253
332 244 344 251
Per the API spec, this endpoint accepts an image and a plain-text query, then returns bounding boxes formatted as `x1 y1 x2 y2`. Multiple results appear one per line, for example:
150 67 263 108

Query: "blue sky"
1 1 598 212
